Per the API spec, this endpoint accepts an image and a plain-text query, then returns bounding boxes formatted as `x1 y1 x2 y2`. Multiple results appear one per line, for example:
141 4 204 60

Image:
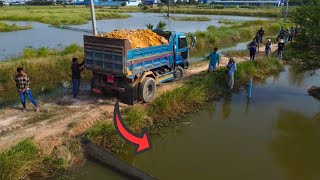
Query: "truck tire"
174 66 184 81
139 77 156 103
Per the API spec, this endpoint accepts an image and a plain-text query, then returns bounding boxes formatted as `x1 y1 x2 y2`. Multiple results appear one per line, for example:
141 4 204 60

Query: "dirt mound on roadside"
98 29 169 49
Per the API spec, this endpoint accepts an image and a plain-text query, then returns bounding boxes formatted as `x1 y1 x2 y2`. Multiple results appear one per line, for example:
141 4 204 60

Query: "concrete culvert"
82 139 157 180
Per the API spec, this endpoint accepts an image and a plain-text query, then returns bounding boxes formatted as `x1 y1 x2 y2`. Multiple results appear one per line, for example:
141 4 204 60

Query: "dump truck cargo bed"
83 35 132 75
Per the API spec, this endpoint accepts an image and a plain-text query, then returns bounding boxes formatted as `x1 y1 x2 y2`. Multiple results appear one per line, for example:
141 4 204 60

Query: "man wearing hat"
265 39 272 57
277 39 285 60
226 58 237 90
71 57 85 98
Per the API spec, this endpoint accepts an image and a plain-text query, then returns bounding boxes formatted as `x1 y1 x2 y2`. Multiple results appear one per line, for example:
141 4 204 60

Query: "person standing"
277 39 285 60
289 27 295 41
284 28 290 43
277 27 285 42
204 47 220 73
226 58 237 90
15 67 39 112
71 57 85 98
258 27 265 44
265 39 272 57
254 32 261 51
249 38 258 60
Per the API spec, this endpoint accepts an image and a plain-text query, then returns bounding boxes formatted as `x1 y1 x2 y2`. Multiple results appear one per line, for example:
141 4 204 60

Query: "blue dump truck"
84 30 195 105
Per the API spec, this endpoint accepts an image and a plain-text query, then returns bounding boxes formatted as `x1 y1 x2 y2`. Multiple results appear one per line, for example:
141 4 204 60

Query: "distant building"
83 0 142 6
207 0 284 6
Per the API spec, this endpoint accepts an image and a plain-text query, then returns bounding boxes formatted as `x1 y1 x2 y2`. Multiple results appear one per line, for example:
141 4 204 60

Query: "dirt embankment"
0 46 274 157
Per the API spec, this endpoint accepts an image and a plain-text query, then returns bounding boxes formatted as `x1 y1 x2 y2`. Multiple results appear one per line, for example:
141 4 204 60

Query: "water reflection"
272 110 320 180
222 92 232 120
207 103 216 121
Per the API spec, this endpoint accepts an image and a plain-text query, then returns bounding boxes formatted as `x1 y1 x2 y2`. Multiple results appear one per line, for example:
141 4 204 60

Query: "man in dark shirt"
71 57 85 98
249 38 258 61
277 39 285 60
258 27 265 44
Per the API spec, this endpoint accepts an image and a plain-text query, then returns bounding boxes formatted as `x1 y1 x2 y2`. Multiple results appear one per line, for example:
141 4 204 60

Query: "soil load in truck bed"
97 29 169 49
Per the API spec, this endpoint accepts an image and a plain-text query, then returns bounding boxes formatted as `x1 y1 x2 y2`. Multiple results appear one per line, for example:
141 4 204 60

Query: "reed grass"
0 22 32 32
0 138 83 179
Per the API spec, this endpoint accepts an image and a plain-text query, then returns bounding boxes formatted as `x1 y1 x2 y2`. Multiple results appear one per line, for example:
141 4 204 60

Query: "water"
70 66 320 179
0 13 268 60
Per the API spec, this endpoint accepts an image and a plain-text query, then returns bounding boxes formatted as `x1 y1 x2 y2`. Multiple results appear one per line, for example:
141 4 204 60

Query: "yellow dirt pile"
98 29 169 49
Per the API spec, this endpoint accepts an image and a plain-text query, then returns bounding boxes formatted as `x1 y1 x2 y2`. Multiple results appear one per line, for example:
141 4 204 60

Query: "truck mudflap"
118 82 137 105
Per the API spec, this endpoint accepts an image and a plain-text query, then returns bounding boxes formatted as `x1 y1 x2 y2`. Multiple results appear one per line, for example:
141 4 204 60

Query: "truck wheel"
174 66 184 81
139 77 156 103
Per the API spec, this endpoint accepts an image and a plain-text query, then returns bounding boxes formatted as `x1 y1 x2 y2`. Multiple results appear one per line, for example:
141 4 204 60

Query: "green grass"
223 50 248 57
218 19 237 25
0 44 90 107
171 16 211 21
0 139 44 180
0 6 130 25
0 138 83 179
0 22 32 32
87 57 284 153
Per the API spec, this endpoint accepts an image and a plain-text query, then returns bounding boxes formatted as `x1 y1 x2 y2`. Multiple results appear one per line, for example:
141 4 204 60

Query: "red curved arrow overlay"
113 101 152 154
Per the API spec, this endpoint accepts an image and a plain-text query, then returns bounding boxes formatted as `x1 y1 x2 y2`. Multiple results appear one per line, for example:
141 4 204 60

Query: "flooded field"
0 13 268 60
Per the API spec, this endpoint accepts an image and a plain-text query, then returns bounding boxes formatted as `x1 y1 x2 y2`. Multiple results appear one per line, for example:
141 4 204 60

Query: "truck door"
175 35 189 68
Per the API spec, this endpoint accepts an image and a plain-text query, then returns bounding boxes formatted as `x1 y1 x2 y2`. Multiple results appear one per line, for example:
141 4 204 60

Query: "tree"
287 6 320 70
156 21 167 31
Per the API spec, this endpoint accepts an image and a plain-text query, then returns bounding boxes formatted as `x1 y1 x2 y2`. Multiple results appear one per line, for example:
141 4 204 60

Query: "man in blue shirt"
204 47 220 73
226 58 237 90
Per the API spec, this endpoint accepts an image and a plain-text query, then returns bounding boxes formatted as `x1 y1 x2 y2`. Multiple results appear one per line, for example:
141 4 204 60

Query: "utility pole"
284 0 289 20
167 0 170 17
89 0 98 36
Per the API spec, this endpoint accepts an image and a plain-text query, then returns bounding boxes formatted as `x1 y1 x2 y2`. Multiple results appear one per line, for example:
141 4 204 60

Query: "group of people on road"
204 25 300 91
248 26 300 61
15 58 85 112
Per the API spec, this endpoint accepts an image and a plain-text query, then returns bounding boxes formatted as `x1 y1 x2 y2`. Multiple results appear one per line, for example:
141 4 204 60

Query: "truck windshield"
178 37 187 49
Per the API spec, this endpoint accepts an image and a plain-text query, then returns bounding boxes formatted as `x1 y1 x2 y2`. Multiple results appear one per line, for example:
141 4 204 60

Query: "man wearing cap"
226 58 237 90
265 39 272 57
71 57 85 98
277 39 285 60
